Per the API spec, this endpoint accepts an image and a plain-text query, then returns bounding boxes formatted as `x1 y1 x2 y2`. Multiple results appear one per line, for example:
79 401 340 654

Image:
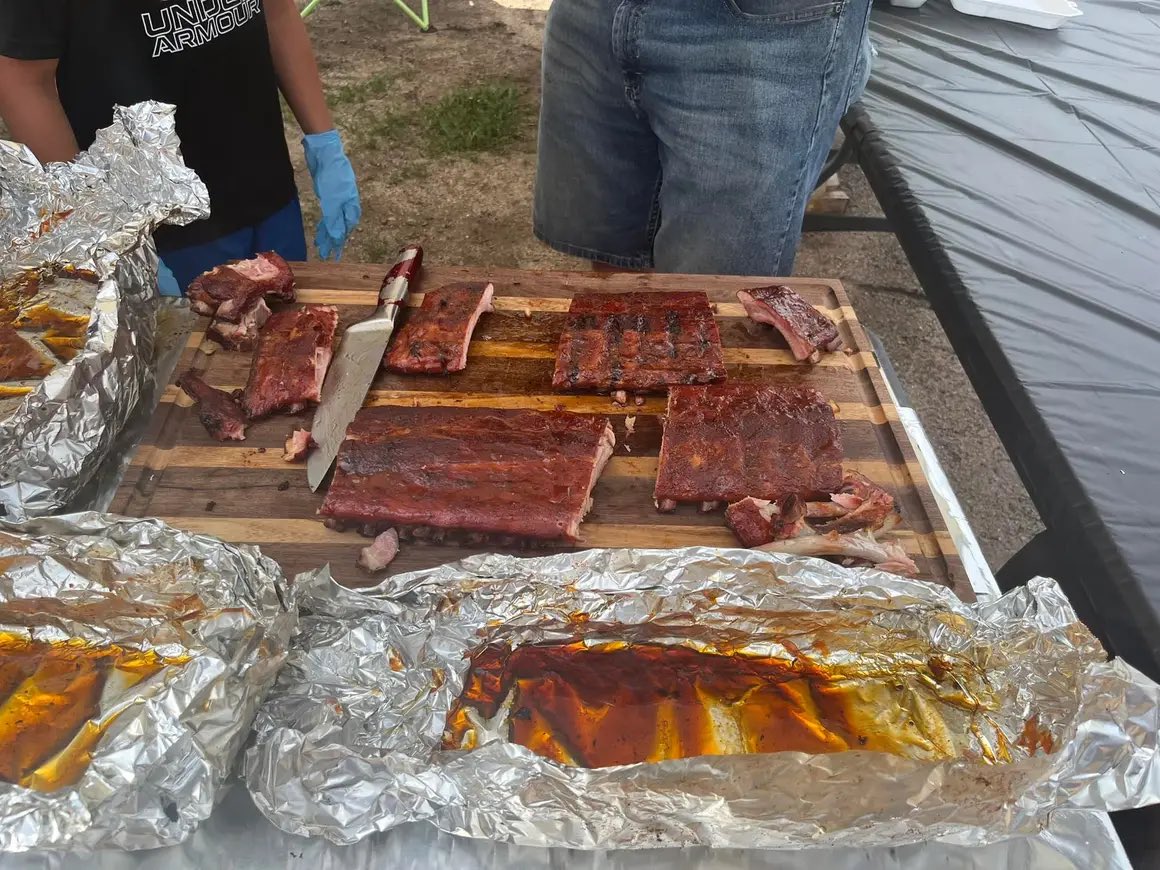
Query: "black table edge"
841 102 1160 679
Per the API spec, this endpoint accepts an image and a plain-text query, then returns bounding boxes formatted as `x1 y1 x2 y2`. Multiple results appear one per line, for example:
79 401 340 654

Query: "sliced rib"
186 252 295 322
206 298 270 352
814 471 899 534
737 285 844 363
383 282 494 374
177 372 247 441
241 305 338 419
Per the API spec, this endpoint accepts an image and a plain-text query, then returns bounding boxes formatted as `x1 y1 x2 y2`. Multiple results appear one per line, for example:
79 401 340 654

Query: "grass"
425 84 528 155
328 72 394 107
354 109 416 151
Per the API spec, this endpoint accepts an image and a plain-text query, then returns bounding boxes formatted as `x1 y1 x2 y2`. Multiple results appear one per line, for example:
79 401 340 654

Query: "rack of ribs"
551 292 726 393
320 406 615 542
736 285 844 363
442 640 954 767
383 282 495 374
186 251 295 322
241 305 338 419
654 384 842 509
176 372 248 441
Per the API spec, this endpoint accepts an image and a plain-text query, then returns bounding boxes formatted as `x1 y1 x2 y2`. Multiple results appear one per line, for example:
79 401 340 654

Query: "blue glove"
157 258 182 297
303 130 361 261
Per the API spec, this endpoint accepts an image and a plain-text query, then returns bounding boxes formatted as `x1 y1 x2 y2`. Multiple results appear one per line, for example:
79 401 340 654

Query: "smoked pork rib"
737 285 843 363
241 304 338 419
654 384 842 506
0 326 52 381
320 406 615 542
186 251 295 322
176 372 247 441
206 298 270 351
552 292 726 392
384 282 495 374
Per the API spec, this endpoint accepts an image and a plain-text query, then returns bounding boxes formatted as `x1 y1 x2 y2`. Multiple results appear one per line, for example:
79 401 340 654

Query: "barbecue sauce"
443 641 960 767
0 633 188 792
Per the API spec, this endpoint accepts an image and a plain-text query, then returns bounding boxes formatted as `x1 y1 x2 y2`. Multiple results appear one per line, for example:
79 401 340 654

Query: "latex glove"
303 130 361 260
157 258 182 297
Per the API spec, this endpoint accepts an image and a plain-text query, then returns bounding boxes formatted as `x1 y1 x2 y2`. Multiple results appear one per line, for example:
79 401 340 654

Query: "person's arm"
0 57 79 163
0 0 75 162
263 0 360 260
264 0 333 135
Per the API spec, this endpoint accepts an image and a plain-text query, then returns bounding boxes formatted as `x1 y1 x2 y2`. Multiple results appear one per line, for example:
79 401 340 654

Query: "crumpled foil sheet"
0 101 210 520
245 548 1160 849
0 513 297 852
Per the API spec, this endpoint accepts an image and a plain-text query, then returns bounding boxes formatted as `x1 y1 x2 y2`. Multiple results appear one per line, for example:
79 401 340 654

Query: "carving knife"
307 244 423 491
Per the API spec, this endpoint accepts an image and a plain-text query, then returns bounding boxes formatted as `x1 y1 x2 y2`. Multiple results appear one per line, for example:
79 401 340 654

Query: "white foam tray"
951 0 1082 29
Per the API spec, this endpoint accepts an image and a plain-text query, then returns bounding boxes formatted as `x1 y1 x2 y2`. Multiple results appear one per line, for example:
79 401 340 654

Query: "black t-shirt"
0 0 298 251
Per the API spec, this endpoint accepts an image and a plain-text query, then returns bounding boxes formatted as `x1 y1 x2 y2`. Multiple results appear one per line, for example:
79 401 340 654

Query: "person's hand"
303 130 361 260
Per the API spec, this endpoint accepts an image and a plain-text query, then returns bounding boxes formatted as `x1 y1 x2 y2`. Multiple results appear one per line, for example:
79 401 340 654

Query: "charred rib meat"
552 292 726 392
241 305 338 419
383 282 495 374
724 494 807 547
186 251 295 322
320 406 615 542
177 372 247 441
737 285 843 363
206 298 270 352
654 385 842 506
812 471 899 534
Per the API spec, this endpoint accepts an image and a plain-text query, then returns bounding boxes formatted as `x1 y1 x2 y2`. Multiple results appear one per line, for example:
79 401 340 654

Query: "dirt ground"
294 0 578 270
294 0 1041 570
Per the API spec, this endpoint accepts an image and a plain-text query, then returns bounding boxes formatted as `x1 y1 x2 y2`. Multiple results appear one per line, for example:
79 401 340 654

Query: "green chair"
300 0 429 32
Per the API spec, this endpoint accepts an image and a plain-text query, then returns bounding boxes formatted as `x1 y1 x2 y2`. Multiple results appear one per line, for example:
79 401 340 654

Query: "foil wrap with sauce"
245 548 1160 849
0 513 297 852
0 101 209 519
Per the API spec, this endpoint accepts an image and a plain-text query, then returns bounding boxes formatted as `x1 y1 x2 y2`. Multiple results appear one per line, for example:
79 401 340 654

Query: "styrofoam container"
950 0 1082 29
889 0 929 8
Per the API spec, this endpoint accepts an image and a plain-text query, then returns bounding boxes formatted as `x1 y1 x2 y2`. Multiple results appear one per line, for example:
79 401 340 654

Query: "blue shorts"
533 0 873 275
157 198 308 296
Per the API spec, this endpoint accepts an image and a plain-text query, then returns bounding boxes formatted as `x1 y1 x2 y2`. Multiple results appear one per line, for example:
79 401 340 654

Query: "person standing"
0 0 361 293
533 0 872 276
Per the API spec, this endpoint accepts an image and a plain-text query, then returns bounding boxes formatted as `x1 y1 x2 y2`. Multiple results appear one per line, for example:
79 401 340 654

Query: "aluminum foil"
0 101 210 519
0 513 297 852
245 548 1160 849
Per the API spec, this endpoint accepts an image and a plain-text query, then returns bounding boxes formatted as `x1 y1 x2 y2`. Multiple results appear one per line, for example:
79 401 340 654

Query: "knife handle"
379 244 424 306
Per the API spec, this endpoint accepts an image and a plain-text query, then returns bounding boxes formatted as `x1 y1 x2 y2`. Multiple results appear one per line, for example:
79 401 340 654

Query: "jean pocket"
723 0 843 23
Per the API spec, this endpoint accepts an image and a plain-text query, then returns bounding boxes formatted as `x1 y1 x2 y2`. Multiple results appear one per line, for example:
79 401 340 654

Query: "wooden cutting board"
112 264 970 599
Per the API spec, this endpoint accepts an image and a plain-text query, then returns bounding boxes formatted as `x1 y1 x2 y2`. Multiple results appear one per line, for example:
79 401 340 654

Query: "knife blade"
307 244 423 491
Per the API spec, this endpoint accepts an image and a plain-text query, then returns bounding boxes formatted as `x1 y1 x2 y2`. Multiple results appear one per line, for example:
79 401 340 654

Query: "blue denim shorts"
533 0 873 275
157 198 308 296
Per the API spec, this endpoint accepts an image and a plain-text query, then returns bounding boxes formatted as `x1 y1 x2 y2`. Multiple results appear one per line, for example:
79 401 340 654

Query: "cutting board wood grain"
113 264 970 599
